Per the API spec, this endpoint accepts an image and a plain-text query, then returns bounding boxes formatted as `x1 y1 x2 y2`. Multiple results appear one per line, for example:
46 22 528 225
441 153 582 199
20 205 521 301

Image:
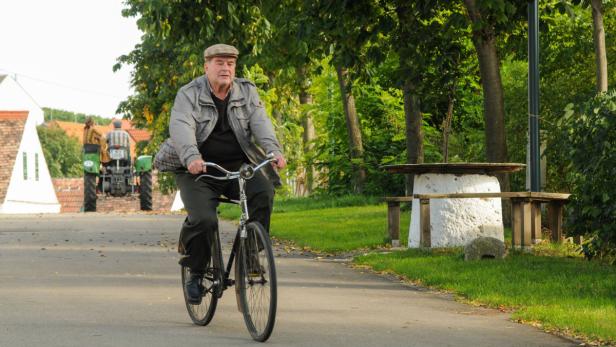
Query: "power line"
0 68 128 99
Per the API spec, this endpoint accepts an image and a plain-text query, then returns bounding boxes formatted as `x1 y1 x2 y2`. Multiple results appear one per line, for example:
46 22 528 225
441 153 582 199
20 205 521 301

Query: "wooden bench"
386 192 570 249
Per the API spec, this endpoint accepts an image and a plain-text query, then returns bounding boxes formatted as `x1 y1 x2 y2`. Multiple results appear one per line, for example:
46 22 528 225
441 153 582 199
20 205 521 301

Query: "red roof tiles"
127 128 151 143
47 120 109 145
0 110 29 121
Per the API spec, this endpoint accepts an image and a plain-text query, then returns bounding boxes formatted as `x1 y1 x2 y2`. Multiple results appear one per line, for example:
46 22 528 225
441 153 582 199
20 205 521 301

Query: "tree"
37 125 82 178
389 1 474 193
260 0 320 194
569 0 610 92
43 107 111 125
462 0 527 191
298 66 317 194
393 2 424 195
116 0 272 138
295 0 391 193
590 0 609 92
116 1 273 192
116 0 616 199
464 0 507 167
335 65 366 193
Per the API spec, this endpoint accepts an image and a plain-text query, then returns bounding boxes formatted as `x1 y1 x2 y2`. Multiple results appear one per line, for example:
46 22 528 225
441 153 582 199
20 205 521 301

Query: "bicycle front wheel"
235 222 277 342
181 233 219 326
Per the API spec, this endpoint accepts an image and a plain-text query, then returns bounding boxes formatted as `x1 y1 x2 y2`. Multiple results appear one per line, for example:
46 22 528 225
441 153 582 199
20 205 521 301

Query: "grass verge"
355 248 616 345
219 194 616 344
218 195 409 253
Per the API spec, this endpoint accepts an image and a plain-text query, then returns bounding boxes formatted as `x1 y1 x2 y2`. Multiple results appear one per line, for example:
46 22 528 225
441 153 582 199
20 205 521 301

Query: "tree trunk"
395 3 423 195
465 0 510 225
335 65 366 193
298 67 316 195
464 0 510 192
402 79 424 196
442 84 455 163
591 0 608 93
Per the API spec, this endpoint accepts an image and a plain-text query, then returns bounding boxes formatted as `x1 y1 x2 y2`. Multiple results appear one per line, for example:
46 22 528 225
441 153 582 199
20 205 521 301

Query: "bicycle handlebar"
194 153 277 182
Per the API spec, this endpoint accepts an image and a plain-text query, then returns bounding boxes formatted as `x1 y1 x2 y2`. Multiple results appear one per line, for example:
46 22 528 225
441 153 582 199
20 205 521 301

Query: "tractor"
82 143 153 212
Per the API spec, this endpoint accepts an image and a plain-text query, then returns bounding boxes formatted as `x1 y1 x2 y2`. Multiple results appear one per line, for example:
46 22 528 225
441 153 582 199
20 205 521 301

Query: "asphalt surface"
0 213 578 347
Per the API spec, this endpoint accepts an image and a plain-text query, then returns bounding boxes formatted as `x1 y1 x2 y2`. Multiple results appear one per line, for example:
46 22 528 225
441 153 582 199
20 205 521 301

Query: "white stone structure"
408 173 504 248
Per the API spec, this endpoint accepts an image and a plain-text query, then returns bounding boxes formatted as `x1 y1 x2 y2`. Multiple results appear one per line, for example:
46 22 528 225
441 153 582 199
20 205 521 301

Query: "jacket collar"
199 75 244 106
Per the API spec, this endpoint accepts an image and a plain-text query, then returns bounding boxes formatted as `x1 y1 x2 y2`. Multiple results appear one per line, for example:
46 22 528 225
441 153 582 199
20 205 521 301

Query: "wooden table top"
382 163 526 175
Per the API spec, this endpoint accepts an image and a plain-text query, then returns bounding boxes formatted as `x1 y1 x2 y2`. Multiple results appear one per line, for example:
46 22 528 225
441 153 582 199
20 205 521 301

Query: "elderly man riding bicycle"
155 43 286 305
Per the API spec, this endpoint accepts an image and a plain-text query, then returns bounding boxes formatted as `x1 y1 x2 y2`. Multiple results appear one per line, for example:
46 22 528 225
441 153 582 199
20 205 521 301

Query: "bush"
551 91 616 263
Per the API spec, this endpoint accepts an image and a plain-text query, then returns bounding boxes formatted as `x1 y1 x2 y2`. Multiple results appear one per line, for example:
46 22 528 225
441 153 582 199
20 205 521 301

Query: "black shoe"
185 273 204 305
178 255 187 266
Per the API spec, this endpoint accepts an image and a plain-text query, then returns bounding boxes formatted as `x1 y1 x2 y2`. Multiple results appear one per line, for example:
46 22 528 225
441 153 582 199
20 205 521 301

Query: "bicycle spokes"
236 222 277 342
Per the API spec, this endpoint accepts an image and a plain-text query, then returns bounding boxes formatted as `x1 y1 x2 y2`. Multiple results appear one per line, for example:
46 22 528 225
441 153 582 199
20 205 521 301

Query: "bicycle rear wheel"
235 222 277 342
181 233 220 326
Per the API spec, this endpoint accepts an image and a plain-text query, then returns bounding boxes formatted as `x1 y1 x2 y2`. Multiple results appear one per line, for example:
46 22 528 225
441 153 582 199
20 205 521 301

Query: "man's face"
204 56 236 89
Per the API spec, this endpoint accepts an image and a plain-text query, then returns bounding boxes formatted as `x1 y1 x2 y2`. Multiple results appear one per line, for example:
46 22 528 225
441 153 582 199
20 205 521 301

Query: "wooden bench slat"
413 192 570 200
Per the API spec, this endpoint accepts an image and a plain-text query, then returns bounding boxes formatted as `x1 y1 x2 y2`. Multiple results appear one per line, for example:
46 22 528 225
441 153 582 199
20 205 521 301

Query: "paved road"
0 214 577 347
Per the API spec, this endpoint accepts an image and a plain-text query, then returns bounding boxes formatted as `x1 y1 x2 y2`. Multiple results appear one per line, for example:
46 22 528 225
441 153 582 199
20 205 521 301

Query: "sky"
0 0 142 118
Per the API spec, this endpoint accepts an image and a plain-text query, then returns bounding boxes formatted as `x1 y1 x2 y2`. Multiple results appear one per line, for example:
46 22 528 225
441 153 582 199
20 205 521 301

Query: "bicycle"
179 155 277 342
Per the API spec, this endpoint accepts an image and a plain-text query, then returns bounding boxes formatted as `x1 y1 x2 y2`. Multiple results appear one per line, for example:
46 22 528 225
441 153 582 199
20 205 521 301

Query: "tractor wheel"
140 171 153 211
84 173 97 212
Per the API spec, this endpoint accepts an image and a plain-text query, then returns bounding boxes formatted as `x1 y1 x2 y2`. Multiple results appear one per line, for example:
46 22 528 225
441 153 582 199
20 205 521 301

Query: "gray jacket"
155 75 283 186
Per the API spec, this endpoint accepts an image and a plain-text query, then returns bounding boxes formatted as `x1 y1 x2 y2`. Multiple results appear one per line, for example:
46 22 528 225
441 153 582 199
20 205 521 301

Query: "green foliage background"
37 125 82 178
107 0 616 258
550 91 616 263
43 107 112 125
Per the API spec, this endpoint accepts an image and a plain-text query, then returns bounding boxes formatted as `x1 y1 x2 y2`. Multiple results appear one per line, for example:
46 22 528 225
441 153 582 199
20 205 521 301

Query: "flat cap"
204 43 239 59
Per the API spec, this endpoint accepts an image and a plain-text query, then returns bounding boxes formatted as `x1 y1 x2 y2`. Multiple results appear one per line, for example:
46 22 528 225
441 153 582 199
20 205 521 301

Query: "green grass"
356 249 616 344
270 205 409 252
218 194 385 217
218 195 410 253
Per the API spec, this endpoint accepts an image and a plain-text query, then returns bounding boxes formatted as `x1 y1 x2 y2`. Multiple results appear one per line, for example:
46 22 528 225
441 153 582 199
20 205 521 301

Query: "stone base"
464 236 506 260
408 173 504 248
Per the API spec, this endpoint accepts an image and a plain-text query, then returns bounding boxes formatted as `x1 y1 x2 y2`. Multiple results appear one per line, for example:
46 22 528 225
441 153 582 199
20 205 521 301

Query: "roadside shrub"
550 91 616 263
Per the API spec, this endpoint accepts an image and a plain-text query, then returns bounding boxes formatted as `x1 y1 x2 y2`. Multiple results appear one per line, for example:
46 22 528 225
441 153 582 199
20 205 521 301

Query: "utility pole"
528 0 541 192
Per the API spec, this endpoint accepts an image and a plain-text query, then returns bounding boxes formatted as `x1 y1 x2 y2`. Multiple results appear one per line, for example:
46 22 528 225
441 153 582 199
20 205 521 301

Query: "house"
0 111 60 213
0 75 44 125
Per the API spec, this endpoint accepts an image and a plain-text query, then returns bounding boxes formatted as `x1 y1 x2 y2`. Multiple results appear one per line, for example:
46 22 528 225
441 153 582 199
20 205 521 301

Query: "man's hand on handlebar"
187 158 206 175
271 153 287 170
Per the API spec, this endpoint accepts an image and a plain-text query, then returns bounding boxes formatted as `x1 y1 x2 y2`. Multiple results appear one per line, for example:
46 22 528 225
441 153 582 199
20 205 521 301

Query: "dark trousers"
175 169 274 273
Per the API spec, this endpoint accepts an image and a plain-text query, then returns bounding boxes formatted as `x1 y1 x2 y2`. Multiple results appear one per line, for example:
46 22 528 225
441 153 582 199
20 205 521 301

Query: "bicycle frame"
193 155 277 296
